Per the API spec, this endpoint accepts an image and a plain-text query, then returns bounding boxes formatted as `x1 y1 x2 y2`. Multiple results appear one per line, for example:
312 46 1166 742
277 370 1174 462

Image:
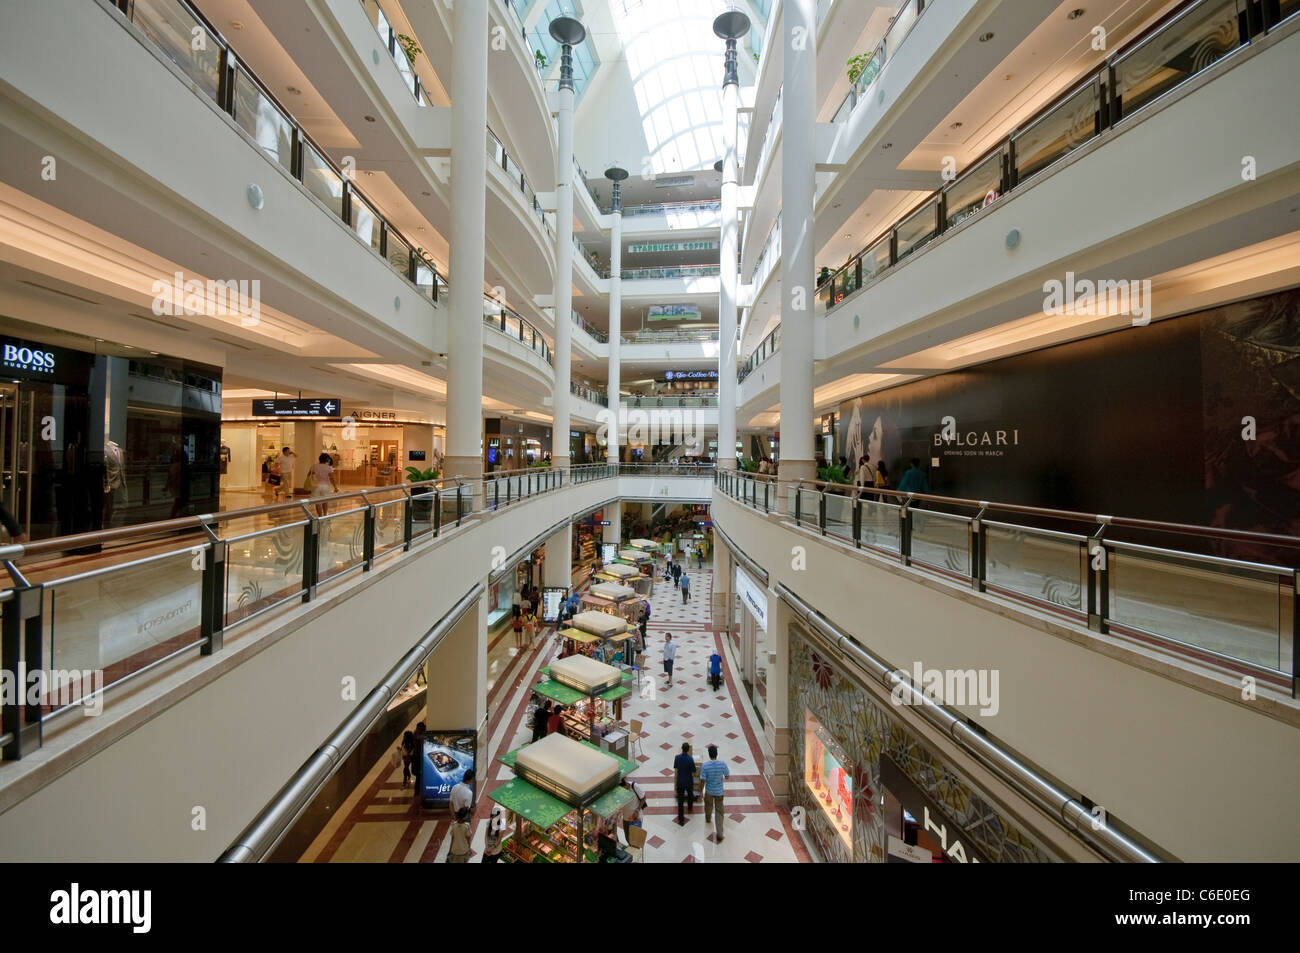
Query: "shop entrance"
0 382 33 536
0 378 95 540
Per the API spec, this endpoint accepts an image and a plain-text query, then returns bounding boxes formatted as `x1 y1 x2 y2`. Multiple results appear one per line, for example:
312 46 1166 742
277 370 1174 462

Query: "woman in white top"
310 453 339 516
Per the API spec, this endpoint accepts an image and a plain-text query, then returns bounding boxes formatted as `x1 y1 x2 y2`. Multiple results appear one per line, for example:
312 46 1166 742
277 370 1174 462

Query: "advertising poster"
420 731 476 808
541 587 567 623
834 288 1300 548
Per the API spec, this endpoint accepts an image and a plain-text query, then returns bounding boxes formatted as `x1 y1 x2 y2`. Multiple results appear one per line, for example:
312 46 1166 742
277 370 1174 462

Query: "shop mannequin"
103 439 125 526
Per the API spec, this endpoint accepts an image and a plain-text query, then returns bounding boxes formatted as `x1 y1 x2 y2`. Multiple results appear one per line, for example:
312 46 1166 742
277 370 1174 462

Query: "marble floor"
299 558 812 863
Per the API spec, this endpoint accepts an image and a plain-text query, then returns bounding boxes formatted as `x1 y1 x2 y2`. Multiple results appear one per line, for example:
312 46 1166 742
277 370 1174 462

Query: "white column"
552 90 576 469
606 210 622 464
543 524 573 589
602 502 621 546
424 589 488 742
719 82 740 470
445 0 489 484
778 0 817 487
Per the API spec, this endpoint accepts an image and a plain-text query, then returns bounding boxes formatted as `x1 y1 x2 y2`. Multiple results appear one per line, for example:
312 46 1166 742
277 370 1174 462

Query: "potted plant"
534 49 548 71
396 33 422 65
405 465 440 521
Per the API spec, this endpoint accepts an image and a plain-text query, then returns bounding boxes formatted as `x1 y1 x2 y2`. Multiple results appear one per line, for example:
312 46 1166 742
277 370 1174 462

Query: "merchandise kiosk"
533 654 633 741
596 560 652 597
579 582 641 632
492 733 638 863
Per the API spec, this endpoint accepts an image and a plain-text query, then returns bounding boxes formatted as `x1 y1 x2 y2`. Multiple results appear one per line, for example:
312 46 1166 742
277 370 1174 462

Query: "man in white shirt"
276 446 296 500
661 633 677 687
449 768 475 816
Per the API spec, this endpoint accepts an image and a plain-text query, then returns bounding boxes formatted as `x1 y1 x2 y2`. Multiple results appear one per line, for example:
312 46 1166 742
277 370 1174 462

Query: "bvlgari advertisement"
837 288 1300 548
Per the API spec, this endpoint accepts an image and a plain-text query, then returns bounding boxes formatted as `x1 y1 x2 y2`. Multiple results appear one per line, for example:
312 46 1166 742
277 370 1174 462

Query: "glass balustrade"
817 0 1256 315
714 476 1299 688
104 0 444 302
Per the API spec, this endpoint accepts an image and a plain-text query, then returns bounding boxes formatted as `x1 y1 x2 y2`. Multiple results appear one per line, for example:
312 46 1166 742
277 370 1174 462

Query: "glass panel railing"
302 142 345 219
130 0 222 100
882 0 922 59
620 265 722 280
415 261 437 300
983 523 1084 615
372 497 407 558
107 0 443 304
225 524 307 627
944 149 1004 229
1109 543 1286 671
818 0 1258 313
824 493 854 540
1112 0 1243 120
351 196 383 253
1012 78 1100 183
47 547 205 705
232 68 295 172
859 498 902 553
909 509 971 576
386 231 411 278
894 197 939 262
317 506 367 583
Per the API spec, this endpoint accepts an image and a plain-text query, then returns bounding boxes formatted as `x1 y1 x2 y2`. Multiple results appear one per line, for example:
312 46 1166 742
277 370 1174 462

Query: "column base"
765 726 794 803
777 458 816 511
442 455 483 483
550 453 570 470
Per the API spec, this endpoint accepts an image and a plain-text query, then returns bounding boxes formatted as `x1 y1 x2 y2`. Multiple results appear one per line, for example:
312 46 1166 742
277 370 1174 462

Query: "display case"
804 709 852 849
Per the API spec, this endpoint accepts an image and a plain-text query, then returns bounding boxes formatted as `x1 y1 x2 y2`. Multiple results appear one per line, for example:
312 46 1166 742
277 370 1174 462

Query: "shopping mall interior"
0 0 1296 872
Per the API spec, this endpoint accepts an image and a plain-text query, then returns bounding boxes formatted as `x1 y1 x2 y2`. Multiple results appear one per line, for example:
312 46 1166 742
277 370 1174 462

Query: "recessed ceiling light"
881 142 893 149
979 32 994 42
950 121 963 128
421 191 431 196
1068 8 1086 19
286 86 301 95
230 20 244 29
363 170 374 176
364 115 376 122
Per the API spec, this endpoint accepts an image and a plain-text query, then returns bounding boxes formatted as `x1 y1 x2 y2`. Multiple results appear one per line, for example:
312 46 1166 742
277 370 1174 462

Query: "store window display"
804 710 852 849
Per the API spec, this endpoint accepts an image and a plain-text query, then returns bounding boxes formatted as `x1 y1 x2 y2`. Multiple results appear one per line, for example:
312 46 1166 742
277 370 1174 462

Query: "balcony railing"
573 236 604 274
620 264 721 280
621 394 719 408
571 311 609 344
613 200 722 217
483 298 553 365
621 328 719 344
738 325 780 383
571 381 609 407
359 0 436 106
487 128 554 237
832 0 927 125
102 0 445 302
0 463 640 759
817 0 1265 313
715 470 1300 696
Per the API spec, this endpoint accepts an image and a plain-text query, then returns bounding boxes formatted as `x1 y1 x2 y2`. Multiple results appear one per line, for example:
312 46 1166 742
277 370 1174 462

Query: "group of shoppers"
672 742 732 841
530 699 569 742
263 445 341 515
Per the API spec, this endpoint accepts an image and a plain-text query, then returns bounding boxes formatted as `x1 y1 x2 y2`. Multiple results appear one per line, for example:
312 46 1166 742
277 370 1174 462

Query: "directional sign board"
250 398 343 419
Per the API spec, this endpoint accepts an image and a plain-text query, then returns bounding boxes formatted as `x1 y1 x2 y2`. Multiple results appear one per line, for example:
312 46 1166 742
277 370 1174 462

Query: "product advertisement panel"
420 731 476 808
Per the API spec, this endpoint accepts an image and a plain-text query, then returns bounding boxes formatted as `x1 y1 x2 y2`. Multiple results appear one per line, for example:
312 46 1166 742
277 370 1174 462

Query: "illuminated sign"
251 398 342 419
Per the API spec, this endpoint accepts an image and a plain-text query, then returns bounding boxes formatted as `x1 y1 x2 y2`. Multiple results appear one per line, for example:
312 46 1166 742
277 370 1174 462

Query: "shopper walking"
695 547 703 570
671 560 682 588
673 742 696 825
700 744 731 842
896 457 930 495
680 572 690 604
638 600 649 651
275 446 296 500
707 650 723 692
446 808 472 863
532 699 552 742
482 805 508 863
400 730 416 787
449 768 475 817
308 453 339 516
512 611 525 650
661 634 677 687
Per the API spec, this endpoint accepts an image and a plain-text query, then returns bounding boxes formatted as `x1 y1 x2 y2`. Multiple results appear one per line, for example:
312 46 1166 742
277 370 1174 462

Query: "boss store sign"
0 336 90 384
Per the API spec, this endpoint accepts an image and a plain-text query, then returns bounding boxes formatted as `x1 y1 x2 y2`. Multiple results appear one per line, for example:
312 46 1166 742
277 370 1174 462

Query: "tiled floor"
301 557 810 863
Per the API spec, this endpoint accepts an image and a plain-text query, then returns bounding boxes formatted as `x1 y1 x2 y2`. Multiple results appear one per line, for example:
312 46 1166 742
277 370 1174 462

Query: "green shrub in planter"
405 466 440 522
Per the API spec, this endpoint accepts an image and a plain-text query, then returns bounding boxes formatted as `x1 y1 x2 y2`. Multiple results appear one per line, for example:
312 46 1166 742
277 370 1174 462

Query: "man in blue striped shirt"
700 744 731 842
